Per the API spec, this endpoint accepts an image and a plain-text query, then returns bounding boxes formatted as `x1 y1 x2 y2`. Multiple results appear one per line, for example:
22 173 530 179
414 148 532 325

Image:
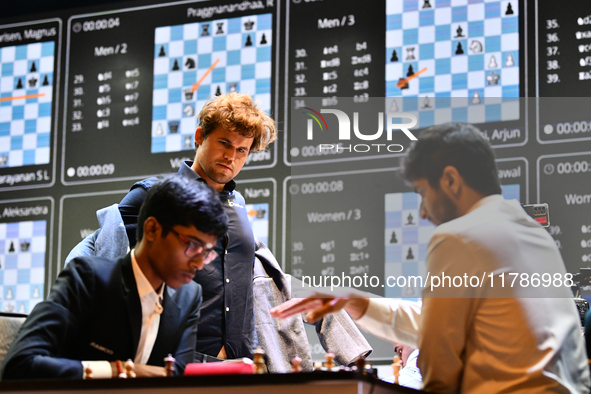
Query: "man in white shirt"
272 122 590 393
1 175 228 380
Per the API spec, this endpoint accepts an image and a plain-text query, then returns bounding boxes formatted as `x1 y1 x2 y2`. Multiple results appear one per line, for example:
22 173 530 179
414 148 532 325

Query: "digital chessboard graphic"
246 202 269 247
0 220 46 313
386 0 520 128
151 14 272 154
385 184 520 298
0 42 54 167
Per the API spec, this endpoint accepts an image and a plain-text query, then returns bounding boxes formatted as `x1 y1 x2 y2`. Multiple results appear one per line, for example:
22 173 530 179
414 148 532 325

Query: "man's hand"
109 362 167 378
270 293 370 323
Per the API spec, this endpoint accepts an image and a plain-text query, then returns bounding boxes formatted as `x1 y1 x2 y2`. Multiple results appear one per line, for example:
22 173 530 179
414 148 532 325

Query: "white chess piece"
505 53 515 67
488 55 498 69
472 90 481 104
390 99 399 112
156 123 164 136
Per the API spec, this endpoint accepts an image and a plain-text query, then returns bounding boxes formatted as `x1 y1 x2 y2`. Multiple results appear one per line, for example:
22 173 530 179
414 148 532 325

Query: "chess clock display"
0 197 53 313
234 178 276 253
0 20 60 190
62 0 277 185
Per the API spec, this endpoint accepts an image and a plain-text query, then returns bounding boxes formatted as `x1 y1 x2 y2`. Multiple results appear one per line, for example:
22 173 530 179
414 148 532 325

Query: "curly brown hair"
197 93 276 152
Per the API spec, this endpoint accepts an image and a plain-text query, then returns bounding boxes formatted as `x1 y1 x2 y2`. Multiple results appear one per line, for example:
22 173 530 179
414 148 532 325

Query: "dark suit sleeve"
0 259 96 380
172 285 202 376
118 182 150 249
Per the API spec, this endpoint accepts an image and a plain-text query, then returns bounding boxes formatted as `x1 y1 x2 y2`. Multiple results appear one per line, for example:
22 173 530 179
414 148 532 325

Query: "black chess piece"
185 58 195 69
16 78 23 89
201 24 210 37
216 22 224 35
9 241 15 253
406 247 415 260
505 3 514 15
406 65 415 78
245 35 253 47
455 42 464 55
390 231 398 244
422 0 432 8
390 49 399 62
30 61 36 72
158 46 166 57
172 59 180 71
28 77 37 88
215 86 222 96
406 213 415 225
260 33 267 45
42 75 49 86
454 25 464 38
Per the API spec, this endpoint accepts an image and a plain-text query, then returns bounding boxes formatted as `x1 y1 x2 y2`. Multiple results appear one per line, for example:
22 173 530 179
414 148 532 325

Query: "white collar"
131 249 165 300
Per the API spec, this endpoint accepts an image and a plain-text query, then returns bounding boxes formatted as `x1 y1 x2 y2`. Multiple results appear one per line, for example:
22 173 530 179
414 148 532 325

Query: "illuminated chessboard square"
0 77 13 92
501 101 519 120
386 0 402 14
419 111 435 126
485 104 501 122
17 254 31 270
197 37 213 54
183 23 199 40
452 106 468 122
39 56 53 73
26 43 41 59
13 59 27 76
154 58 168 75
22 134 36 150
4 269 16 284
240 80 256 95
403 227 418 244
24 103 38 119
37 117 50 133
434 107 453 123
165 134 181 152
168 73 183 90
501 32 518 51
255 93 270 110
166 103 182 119
467 104 485 123
30 267 44 283
16 284 30 299
385 192 403 211
184 40 197 55
226 34 242 51
155 27 171 43
385 244 402 263
386 211 402 228
34 147 49 163
240 47 256 64
467 3 485 20
434 6 452 25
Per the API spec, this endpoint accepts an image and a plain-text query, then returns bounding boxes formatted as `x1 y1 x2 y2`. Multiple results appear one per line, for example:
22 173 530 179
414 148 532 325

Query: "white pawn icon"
488 55 498 69
472 90 481 104
505 53 515 67
156 123 164 136
33 286 40 298
390 99 399 112
6 287 13 300
18 303 26 314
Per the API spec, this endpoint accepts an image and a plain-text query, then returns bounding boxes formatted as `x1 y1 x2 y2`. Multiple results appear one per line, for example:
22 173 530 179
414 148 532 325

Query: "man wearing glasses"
2 175 228 380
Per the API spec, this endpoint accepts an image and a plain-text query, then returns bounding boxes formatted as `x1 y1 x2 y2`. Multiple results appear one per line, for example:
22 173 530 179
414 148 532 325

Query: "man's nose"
419 200 429 220
223 147 237 162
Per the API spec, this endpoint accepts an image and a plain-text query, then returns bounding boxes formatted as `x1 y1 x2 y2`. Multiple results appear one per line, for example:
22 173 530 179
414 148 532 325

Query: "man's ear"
440 166 462 196
194 127 204 146
142 217 161 242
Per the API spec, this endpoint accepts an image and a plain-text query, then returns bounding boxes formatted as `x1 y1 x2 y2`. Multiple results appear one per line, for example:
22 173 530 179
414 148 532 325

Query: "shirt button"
225 250 228 254
226 307 230 312
226 278 230 283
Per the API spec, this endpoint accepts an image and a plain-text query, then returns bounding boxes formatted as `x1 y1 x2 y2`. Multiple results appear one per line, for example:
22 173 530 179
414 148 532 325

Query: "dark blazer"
0 254 201 380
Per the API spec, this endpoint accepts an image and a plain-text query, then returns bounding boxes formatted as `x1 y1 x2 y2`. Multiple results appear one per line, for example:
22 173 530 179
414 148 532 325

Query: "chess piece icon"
260 33 267 45
201 24 210 37
183 103 194 117
215 86 222 96
33 286 40 298
28 77 38 88
407 64 415 77
6 287 14 300
422 96 432 109
455 42 464 55
488 55 498 69
5 304 14 313
184 89 194 101
245 34 253 47
291 355 302 373
18 303 26 314
216 22 225 35
158 46 166 57
406 247 415 260
406 213 415 225
164 354 176 377
390 231 398 244
505 2 514 15
42 75 50 86
228 83 238 93
406 47 415 61
390 99 399 112
469 40 483 53
486 71 500 86
20 240 30 252
30 61 37 72
16 78 23 89
185 57 195 69
156 123 164 136
9 241 15 253
505 53 515 67
256 209 266 219
184 136 193 148
0 154 8 166
172 59 180 71
390 49 399 62
472 90 481 104
244 20 255 30
405 282 416 296
168 121 179 134
454 25 465 38
422 0 432 9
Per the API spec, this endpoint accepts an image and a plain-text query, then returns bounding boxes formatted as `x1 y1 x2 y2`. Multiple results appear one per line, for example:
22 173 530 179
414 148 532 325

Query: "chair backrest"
0 312 27 372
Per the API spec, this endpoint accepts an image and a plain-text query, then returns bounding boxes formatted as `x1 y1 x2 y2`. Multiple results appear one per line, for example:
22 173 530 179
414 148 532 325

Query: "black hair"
136 174 228 242
401 122 502 196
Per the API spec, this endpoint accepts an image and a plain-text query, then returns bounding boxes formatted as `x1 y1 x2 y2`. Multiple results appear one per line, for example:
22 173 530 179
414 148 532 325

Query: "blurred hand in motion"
270 292 369 323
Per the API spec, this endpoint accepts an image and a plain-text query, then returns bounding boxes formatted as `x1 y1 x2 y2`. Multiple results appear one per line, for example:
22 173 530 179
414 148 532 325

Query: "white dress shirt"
82 250 164 379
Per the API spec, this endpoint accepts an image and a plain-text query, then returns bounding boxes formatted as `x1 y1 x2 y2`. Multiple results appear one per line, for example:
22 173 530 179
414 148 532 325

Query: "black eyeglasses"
170 228 218 264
